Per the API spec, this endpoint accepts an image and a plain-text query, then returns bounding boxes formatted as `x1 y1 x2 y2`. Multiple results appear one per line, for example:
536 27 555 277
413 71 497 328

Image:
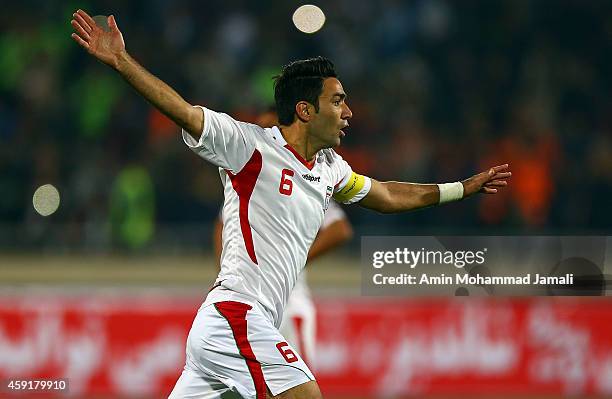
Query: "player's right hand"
71 10 125 69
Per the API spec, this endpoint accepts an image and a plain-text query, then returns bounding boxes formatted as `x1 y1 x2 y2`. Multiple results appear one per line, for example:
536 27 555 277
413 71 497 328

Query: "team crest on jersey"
324 185 333 211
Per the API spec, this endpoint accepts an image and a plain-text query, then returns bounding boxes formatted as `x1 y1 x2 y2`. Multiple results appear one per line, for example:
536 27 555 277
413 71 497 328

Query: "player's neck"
278 125 319 161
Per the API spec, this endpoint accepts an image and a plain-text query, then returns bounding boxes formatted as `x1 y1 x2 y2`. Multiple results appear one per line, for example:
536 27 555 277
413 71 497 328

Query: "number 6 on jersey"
276 342 298 363
279 169 294 196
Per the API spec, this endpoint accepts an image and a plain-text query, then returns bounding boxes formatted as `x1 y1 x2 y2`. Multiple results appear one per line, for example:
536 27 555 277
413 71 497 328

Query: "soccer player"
212 109 353 370
211 104 353 393
71 10 511 399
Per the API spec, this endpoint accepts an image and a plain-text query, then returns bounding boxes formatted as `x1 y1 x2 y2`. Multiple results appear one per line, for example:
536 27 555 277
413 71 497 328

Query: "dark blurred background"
1 0 611 253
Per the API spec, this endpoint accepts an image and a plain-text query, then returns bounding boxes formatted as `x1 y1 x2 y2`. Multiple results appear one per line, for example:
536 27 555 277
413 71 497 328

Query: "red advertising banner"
0 296 611 397
0 296 195 397
315 298 612 397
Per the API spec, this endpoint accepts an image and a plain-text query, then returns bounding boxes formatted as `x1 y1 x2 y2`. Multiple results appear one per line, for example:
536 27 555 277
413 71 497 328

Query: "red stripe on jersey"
215 301 267 399
227 150 262 264
284 144 315 170
292 315 309 367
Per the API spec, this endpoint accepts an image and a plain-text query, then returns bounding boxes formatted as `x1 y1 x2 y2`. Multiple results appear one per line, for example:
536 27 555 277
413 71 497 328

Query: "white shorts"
279 278 316 368
169 300 315 399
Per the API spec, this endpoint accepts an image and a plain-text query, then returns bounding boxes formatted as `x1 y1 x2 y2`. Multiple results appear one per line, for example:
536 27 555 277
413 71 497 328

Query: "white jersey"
183 107 370 327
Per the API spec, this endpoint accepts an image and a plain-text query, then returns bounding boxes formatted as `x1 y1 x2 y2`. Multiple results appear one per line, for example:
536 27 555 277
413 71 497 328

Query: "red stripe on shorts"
215 301 266 399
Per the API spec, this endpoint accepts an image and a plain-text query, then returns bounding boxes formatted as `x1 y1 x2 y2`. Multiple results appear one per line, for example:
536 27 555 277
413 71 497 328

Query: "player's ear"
295 101 311 122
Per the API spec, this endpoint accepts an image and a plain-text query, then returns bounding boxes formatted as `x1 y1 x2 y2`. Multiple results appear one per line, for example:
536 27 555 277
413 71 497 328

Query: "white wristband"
437 182 464 204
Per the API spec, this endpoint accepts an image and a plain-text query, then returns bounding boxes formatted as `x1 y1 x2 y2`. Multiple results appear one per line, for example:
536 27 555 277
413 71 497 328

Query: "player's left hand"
462 164 511 197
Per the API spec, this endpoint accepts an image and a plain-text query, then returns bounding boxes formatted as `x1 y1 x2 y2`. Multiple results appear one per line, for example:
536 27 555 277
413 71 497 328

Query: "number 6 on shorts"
276 342 298 363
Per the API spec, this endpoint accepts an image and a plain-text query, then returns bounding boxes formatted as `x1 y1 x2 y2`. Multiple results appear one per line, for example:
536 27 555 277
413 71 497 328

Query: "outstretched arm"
360 164 511 213
70 9 203 137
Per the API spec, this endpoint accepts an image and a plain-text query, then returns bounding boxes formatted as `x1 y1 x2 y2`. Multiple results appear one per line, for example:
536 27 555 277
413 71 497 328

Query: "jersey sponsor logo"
301 173 321 183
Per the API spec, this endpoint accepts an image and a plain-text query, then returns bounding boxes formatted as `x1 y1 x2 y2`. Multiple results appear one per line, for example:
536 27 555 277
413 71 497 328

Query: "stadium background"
1 0 612 397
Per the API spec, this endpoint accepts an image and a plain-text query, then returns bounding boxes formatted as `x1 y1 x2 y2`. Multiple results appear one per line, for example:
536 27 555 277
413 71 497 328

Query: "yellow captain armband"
333 172 372 204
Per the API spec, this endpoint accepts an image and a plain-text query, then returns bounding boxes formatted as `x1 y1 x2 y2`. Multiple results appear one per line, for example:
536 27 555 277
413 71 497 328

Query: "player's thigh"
241 303 316 396
268 380 322 399
188 301 316 398
184 303 266 398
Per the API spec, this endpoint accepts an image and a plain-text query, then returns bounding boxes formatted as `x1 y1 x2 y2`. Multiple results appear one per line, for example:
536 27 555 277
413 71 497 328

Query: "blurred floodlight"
292 5 326 34
33 184 60 216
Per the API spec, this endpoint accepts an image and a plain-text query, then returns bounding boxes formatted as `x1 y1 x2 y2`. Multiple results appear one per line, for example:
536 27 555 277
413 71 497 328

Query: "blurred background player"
213 107 353 367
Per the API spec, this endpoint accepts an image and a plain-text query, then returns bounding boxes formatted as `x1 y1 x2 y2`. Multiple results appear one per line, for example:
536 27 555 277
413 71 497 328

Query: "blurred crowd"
1 0 611 251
